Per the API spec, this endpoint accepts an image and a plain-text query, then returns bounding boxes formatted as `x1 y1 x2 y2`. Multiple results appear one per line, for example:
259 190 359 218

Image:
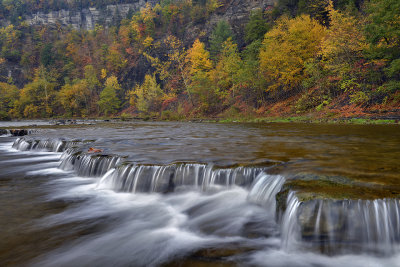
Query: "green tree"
211 38 242 103
98 75 121 116
365 0 400 60
298 0 330 26
245 9 270 43
209 20 233 59
41 43 54 67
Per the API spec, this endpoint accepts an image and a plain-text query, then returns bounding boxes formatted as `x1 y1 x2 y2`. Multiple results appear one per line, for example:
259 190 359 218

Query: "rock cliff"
25 0 159 30
23 0 275 32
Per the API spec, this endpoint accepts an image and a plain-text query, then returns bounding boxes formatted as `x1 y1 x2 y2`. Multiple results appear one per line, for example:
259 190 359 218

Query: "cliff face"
24 0 158 30
194 0 275 46
22 0 274 32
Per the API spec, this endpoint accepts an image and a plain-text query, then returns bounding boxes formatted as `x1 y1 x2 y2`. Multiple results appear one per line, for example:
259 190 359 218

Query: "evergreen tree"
209 20 233 59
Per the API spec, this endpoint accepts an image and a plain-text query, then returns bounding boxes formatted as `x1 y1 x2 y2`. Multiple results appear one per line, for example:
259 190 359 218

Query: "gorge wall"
22 0 275 31
24 0 159 30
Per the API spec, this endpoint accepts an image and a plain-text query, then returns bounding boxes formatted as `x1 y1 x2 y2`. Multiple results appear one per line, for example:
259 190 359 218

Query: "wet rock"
280 172 400 201
9 129 29 136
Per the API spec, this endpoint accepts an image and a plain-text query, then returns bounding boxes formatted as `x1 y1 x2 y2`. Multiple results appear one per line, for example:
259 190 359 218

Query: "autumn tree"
298 0 330 26
98 75 121 116
58 79 90 117
321 3 366 75
259 15 326 97
0 24 21 62
84 65 101 113
211 38 242 104
0 82 19 119
13 67 58 118
127 73 165 113
320 3 367 96
186 39 214 112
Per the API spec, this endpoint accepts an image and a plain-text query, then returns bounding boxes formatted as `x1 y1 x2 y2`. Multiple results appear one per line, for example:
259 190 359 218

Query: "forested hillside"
0 0 399 120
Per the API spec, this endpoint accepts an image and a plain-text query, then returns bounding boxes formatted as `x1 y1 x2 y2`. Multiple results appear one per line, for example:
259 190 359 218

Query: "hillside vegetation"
0 0 399 120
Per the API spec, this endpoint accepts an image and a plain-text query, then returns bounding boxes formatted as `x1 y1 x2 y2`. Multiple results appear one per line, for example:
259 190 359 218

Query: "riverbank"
1 107 400 129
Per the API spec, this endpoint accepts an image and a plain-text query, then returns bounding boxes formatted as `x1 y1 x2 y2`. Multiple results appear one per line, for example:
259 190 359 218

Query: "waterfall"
10 135 400 257
98 163 267 193
280 193 400 255
247 173 286 210
0 129 35 136
0 129 11 136
281 192 302 251
12 137 92 152
59 151 122 177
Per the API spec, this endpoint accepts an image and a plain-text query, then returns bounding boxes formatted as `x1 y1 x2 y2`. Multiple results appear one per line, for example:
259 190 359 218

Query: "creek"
0 121 399 266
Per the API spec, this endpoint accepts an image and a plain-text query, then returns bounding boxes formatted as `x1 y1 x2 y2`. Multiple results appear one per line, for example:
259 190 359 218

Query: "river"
0 121 399 266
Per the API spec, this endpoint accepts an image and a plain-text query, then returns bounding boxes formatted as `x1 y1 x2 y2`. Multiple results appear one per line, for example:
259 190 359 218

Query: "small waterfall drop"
280 193 400 255
0 129 11 136
59 151 122 177
98 163 266 193
247 173 286 210
12 137 91 152
281 191 302 251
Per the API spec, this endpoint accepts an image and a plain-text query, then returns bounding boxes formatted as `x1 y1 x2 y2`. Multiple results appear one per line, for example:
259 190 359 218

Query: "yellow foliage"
104 75 122 91
320 2 366 73
260 14 326 93
186 39 213 76
143 36 154 48
106 43 127 74
141 3 156 25
128 74 164 112
101 69 107 80
58 80 90 116
206 0 222 13
211 38 241 99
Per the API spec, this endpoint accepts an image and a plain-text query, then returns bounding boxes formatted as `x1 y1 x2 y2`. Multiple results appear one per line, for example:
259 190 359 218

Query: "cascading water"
6 128 400 266
12 137 92 152
248 173 286 211
280 192 302 251
0 129 35 136
98 163 267 193
280 193 400 255
59 150 122 177
0 129 11 136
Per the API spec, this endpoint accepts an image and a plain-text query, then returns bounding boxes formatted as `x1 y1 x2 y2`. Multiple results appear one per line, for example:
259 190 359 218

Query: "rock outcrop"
24 0 159 30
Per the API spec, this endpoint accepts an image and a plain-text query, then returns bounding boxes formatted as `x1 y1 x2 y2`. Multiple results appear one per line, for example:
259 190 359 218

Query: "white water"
281 196 400 255
0 129 11 137
98 163 266 193
3 136 400 266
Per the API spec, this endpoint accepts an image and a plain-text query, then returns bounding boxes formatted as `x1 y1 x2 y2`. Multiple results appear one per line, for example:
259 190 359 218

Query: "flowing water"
0 121 400 266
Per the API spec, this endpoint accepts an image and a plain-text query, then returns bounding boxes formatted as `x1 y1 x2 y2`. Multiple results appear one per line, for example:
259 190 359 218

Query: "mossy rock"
281 173 400 201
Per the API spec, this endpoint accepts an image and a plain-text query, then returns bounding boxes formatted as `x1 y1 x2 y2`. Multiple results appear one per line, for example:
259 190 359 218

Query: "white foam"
0 154 61 163
248 248 400 267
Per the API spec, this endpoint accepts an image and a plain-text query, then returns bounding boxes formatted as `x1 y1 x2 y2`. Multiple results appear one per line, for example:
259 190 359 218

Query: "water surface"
0 121 399 266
